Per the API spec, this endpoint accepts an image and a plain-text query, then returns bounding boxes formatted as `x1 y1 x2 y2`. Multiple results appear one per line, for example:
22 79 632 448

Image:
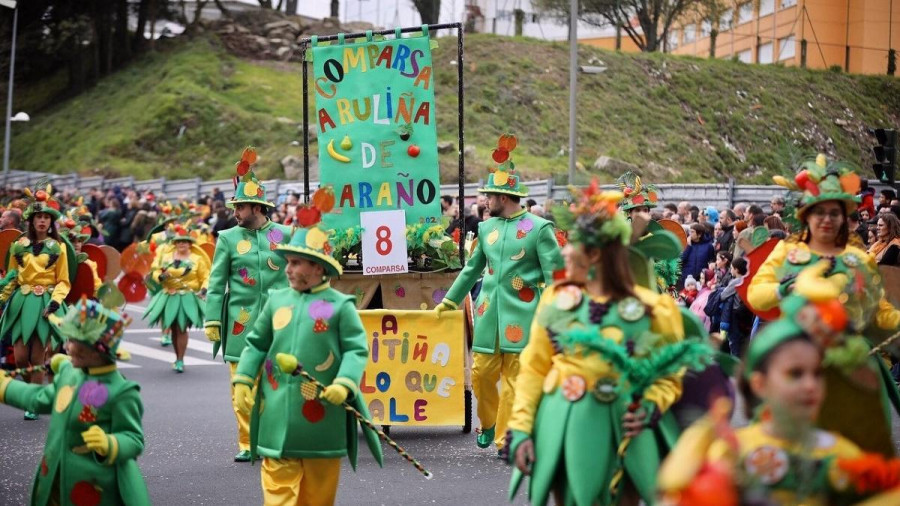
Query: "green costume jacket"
233 284 383 468
204 220 292 362
0 362 150 506
443 210 562 354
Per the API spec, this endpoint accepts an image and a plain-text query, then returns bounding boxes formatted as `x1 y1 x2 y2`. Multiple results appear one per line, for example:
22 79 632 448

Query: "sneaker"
160 335 172 347
23 411 38 421
173 360 184 373
234 450 251 462
475 426 495 449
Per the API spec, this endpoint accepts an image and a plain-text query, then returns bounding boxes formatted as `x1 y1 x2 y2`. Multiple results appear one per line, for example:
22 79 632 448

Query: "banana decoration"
772 175 800 191
327 139 350 163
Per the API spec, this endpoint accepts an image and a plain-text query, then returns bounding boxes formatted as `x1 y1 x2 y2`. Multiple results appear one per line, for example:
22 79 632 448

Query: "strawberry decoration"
302 399 326 423
313 319 328 332
452 228 461 244
555 229 568 248
77 406 97 423
323 241 333 255
477 301 488 316
395 285 406 298
309 300 334 333
232 321 245 335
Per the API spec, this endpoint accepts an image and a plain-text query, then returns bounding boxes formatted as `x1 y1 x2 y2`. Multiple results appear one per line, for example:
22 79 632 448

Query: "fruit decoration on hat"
616 171 660 211
478 134 529 197
23 181 63 220
275 185 342 277
227 147 275 209
771 153 862 221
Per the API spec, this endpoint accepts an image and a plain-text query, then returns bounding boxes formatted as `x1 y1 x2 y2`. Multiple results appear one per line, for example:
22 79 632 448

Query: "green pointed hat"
479 134 529 197
274 186 342 277
50 295 132 362
772 154 862 221
226 147 275 209
616 171 660 211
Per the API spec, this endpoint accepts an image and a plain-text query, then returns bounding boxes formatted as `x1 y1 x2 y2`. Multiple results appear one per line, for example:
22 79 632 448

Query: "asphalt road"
0 300 523 506
2 300 899 505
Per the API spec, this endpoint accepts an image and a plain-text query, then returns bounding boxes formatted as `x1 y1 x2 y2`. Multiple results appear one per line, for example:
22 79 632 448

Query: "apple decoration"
295 205 322 227
794 169 810 188
236 160 250 176
492 148 509 163
407 145 421 158
302 399 326 423
35 190 47 201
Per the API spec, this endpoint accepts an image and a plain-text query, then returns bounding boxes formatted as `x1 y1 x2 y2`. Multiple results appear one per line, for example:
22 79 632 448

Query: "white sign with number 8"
360 210 409 276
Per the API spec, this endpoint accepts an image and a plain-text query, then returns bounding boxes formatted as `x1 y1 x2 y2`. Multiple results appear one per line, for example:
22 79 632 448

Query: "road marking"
150 337 214 355
118 342 218 366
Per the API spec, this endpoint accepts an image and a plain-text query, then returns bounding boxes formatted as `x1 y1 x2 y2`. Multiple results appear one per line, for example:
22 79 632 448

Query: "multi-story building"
580 0 899 75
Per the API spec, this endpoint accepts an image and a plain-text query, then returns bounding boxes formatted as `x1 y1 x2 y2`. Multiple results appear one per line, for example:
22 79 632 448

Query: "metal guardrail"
4 170 893 210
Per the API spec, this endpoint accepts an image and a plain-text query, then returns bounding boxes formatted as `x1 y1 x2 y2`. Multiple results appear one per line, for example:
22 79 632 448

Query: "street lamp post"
2 1 19 184
567 0 577 185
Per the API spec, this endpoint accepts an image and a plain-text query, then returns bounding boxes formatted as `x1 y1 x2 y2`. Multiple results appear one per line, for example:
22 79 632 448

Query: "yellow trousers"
228 362 253 451
261 457 341 506
472 351 520 449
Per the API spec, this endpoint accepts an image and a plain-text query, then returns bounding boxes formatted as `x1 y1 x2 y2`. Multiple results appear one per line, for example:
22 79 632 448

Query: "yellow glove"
81 425 110 456
205 325 221 342
50 354 70 374
233 383 254 415
320 384 349 405
793 260 848 301
434 300 456 317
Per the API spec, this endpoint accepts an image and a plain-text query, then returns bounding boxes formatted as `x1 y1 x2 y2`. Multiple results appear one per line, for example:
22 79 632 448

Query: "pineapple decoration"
232 307 251 335
309 300 334 333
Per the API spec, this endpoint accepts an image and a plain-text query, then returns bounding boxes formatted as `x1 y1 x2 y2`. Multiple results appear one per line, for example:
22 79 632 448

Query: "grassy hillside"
8 33 900 183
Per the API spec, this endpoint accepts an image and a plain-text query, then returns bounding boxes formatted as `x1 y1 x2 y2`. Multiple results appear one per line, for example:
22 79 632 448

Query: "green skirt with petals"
0 289 67 346
143 291 205 331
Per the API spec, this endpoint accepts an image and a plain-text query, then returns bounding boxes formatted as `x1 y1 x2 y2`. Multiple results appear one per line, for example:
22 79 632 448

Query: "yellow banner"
359 309 465 426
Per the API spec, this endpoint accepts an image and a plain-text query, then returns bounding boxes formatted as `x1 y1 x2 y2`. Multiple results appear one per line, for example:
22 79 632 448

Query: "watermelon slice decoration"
302 399 325 423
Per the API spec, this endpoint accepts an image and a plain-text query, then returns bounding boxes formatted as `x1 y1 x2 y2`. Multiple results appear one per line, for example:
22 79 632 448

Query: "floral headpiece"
552 179 632 248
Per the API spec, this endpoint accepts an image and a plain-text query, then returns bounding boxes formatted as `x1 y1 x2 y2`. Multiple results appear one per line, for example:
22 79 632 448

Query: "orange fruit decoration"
816 299 848 332
120 242 155 277
311 186 336 213
35 190 47 201
505 324 524 343
242 147 258 165
498 134 517 152
839 172 861 195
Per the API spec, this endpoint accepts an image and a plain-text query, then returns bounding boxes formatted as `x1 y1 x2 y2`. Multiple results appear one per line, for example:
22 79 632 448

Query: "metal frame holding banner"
299 23 472 432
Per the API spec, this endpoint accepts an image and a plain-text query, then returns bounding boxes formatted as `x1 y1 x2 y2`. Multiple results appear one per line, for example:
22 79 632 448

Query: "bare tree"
535 0 700 52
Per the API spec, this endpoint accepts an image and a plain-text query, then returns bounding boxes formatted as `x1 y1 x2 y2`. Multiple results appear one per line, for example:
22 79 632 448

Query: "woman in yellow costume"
143 225 210 373
659 269 900 505
748 154 900 454
0 184 71 420
59 213 102 297
505 182 692 505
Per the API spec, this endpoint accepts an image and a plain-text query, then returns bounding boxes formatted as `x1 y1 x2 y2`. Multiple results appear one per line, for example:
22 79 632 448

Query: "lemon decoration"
493 171 509 186
236 240 252 255
487 229 500 245
244 182 260 197
55 385 74 413
305 228 328 250
273 306 293 330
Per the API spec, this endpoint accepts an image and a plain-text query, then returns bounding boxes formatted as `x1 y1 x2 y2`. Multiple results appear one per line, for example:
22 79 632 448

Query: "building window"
758 42 774 64
738 49 752 63
781 0 797 8
684 24 696 43
759 0 775 16
779 35 796 60
720 9 733 30
701 20 712 37
669 29 680 49
738 3 754 25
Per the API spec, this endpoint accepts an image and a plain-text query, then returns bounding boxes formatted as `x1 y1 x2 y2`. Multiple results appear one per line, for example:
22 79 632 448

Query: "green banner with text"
312 33 442 230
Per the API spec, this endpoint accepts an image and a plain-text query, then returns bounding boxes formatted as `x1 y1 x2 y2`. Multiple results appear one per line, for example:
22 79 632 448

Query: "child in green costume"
659 277 900 505
0 184 71 420
144 225 210 373
232 204 383 504
506 184 686 505
0 297 151 506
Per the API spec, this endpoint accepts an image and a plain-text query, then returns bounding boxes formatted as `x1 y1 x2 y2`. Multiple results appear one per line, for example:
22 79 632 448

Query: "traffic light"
872 128 897 186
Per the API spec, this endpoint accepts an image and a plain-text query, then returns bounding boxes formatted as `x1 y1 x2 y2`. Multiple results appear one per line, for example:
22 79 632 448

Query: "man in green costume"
435 148 563 452
0 298 151 506
203 147 292 462
232 213 383 504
